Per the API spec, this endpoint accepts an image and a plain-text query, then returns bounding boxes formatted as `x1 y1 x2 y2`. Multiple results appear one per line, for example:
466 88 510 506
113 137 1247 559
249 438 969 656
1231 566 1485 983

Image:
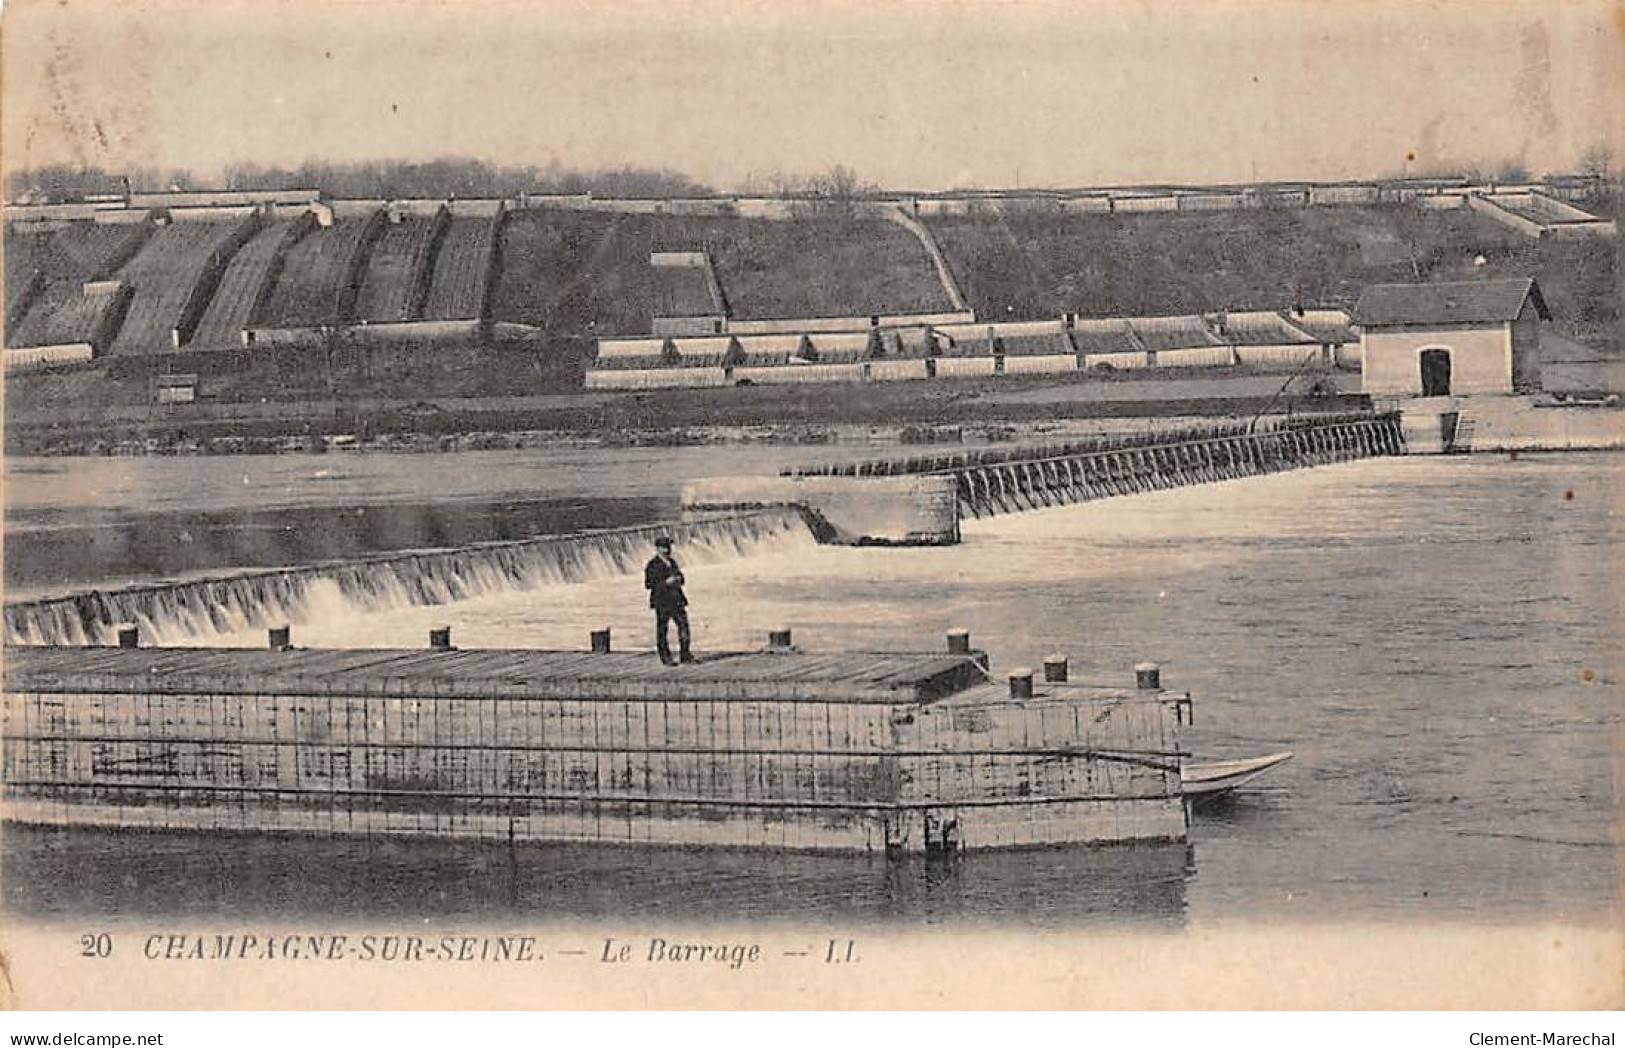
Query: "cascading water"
4 509 816 647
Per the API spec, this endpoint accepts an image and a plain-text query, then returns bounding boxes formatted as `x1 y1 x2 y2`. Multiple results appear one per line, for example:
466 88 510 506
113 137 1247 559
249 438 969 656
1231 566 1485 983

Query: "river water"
0 418 1230 594
3 450 1620 929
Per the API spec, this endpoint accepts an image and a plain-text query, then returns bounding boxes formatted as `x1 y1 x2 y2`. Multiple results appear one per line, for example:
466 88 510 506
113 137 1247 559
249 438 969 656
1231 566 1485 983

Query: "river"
3 449 1620 929
0 417 1239 594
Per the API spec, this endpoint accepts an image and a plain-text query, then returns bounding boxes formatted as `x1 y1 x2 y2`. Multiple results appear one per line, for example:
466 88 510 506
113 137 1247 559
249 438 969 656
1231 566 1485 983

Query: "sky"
2 0 1621 191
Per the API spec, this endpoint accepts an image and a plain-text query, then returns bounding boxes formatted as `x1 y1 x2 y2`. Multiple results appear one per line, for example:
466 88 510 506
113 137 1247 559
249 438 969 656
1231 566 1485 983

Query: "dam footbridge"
785 413 1404 519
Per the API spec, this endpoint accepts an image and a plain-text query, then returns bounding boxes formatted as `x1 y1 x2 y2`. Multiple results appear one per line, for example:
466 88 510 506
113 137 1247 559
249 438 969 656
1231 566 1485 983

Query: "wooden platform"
942 680 1180 706
3 645 987 704
3 642 1191 851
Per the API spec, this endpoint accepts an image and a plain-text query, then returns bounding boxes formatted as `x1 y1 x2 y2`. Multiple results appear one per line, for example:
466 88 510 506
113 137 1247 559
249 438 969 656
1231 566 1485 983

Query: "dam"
783 413 1405 519
6 414 1404 646
682 414 1403 541
2 510 812 648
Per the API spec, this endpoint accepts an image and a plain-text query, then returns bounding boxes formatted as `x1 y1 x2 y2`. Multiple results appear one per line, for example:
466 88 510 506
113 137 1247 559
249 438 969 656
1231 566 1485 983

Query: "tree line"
6 158 715 201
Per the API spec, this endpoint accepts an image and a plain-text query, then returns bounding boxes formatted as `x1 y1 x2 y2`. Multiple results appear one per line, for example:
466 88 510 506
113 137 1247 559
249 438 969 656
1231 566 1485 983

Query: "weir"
7 415 1404 648
3 509 813 648
789 413 1404 518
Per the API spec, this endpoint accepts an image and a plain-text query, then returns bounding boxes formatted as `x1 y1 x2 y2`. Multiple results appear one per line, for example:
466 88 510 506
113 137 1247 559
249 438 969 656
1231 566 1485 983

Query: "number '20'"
79 933 111 958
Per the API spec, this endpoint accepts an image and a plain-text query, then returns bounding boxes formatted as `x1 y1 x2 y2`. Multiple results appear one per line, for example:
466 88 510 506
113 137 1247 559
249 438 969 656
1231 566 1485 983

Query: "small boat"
1182 751 1294 798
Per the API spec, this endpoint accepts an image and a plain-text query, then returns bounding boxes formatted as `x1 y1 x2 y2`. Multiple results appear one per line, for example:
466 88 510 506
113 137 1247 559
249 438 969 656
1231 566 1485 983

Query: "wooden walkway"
4 645 985 704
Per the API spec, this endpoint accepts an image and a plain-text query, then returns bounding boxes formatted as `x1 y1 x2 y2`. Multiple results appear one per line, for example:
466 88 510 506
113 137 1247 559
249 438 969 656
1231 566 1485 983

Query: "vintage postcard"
0 0 1620 1012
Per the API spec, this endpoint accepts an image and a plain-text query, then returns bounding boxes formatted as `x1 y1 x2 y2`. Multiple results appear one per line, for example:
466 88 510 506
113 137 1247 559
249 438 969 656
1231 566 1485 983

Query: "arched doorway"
1419 348 1451 396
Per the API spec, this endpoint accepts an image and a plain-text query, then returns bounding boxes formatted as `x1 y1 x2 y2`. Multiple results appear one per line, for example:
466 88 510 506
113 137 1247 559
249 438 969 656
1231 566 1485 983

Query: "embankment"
5 362 1370 456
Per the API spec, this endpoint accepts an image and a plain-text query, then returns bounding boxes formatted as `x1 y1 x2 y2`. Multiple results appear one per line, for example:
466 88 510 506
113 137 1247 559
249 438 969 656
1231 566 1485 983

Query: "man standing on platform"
645 536 693 665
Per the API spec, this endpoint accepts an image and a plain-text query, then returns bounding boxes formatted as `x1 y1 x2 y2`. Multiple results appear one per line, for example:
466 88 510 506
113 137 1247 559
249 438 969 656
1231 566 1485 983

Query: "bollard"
1043 655 1069 683
116 624 140 649
1135 661 1162 691
429 626 453 651
768 628 793 649
268 625 291 650
1008 669 1035 700
946 628 972 655
590 628 612 654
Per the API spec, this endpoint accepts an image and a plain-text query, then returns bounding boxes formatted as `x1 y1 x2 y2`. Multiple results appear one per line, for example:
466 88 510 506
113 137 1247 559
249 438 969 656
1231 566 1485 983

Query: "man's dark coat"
645 554 687 610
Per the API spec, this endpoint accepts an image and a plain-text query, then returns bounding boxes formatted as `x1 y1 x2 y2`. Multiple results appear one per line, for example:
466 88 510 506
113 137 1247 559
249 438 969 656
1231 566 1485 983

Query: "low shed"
1354 278 1549 397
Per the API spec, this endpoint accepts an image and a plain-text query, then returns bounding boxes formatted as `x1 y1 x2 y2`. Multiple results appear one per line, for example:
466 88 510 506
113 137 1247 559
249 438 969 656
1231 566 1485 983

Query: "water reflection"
3 824 1191 930
3 495 670 593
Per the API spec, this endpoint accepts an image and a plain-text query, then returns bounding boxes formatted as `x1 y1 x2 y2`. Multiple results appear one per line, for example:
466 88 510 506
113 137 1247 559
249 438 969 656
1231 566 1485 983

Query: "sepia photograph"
0 0 1620 1016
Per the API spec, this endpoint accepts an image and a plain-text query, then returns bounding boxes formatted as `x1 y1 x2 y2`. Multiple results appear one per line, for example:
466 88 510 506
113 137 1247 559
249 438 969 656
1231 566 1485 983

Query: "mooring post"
429 626 453 651
268 625 291 650
946 628 971 654
1043 655 1069 683
116 624 140 649
1135 661 1162 691
590 628 612 654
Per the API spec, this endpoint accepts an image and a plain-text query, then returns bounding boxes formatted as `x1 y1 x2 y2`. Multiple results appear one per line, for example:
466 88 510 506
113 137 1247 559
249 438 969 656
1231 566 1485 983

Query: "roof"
877 327 933 353
1070 318 1144 355
651 264 716 317
1211 311 1316 346
1282 309 1356 345
991 332 1075 356
732 333 805 354
596 337 666 358
735 331 873 366
593 352 729 370
593 335 737 368
1126 314 1224 352
933 321 1074 357
1353 278 1550 327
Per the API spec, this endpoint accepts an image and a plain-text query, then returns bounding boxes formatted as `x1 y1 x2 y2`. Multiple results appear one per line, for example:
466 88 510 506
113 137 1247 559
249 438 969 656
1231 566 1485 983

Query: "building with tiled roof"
1354 278 1549 396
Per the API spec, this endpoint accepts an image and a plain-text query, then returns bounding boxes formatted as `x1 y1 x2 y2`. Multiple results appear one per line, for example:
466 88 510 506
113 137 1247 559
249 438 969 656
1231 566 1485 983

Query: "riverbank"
5 368 1367 456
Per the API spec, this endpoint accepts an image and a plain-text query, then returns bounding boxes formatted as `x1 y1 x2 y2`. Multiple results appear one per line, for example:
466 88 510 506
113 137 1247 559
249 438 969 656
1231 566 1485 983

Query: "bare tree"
787 165 877 221
6 158 715 201
1579 144 1612 178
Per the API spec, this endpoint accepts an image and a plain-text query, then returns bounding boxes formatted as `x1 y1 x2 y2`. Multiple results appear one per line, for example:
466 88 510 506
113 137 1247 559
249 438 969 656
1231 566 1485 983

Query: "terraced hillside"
189 218 307 348
6 222 149 346
256 214 380 328
104 219 249 357
5 229 47 322
355 214 442 322
652 264 716 316
694 214 950 319
422 215 496 320
927 201 1620 351
492 209 954 335
1492 198 1556 225
489 210 648 334
8 189 1616 406
10 282 129 352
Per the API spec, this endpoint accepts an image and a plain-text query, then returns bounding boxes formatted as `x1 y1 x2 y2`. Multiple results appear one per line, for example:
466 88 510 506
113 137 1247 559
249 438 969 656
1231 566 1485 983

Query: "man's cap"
654 536 673 549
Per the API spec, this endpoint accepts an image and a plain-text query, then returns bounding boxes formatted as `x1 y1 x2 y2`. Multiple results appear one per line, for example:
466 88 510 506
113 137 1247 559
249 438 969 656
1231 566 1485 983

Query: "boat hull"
1181 752 1294 798
3 644 1191 854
